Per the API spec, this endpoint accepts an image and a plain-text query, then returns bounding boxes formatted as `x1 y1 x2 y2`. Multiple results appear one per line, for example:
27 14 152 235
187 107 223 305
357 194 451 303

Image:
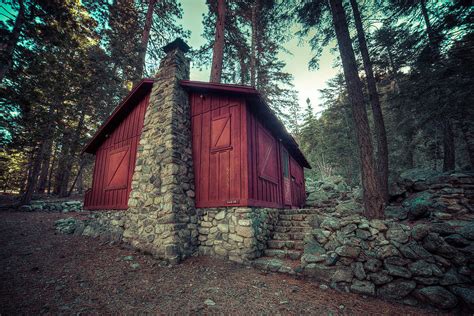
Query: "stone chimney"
124 38 197 263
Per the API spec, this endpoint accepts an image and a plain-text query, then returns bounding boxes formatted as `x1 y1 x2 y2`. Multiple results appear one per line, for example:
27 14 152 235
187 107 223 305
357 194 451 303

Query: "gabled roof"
82 78 154 154
181 80 311 169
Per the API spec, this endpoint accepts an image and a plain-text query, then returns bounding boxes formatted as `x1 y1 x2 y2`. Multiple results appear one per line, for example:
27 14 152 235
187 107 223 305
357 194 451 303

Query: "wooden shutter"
105 146 130 190
257 126 278 183
210 114 232 152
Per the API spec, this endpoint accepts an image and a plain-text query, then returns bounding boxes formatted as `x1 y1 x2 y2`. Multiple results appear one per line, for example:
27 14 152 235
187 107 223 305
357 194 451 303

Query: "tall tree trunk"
250 0 259 87
328 0 384 218
461 121 474 168
47 145 57 194
0 0 25 83
136 0 156 79
442 119 455 171
350 0 389 202
36 138 53 194
21 144 46 205
210 0 226 83
419 0 435 46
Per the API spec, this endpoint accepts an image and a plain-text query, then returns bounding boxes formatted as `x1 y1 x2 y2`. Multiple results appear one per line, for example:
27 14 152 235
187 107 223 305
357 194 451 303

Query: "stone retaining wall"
197 207 279 263
18 200 83 212
55 210 126 244
301 210 474 311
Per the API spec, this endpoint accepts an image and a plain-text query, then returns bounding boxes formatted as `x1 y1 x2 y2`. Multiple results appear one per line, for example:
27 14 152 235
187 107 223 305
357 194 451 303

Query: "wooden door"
282 147 292 206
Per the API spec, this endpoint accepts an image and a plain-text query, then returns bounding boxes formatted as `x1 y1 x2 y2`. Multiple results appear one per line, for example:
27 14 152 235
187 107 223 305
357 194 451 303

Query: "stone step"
267 239 304 250
278 209 319 215
279 214 309 221
264 248 302 260
274 225 310 234
272 232 306 240
278 220 311 227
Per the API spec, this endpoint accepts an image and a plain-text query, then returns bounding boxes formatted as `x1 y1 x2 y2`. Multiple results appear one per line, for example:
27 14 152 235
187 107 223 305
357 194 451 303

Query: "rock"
19 205 33 212
377 279 416 300
403 191 437 219
321 218 341 231
355 229 371 240
302 253 326 264
423 233 457 258
430 223 455 236
341 223 358 235
450 286 474 310
411 224 430 241
369 220 387 232
444 234 470 248
123 256 134 261
384 263 412 278
399 242 432 260
413 277 439 285
351 262 366 280
459 223 474 240
304 240 326 256
439 269 470 286
408 260 432 277
364 258 382 273
312 229 329 244
335 200 363 214
215 211 226 220
350 280 375 296
335 245 361 258
130 263 140 269
368 271 393 285
399 169 439 184
204 299 216 306
325 252 339 266
384 206 408 220
331 267 353 283
375 245 400 259
386 224 409 244
384 256 410 266
414 286 458 309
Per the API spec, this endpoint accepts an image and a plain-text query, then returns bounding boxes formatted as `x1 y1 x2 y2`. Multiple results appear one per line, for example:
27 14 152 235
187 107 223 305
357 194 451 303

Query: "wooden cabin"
83 79 310 210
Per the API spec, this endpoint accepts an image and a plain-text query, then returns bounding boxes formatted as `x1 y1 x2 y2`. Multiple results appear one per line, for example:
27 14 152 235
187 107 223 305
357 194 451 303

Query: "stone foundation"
197 207 279 263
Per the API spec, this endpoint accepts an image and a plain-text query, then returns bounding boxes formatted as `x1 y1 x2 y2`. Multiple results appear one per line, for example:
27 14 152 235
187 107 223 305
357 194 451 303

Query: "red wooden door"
281 147 292 206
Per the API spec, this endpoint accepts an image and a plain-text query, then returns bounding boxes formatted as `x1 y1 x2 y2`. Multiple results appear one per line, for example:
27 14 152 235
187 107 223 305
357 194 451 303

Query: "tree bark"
0 0 25 83
136 0 156 79
419 0 435 46
350 0 389 202
461 121 474 168
36 138 53 194
210 0 226 83
328 0 384 218
250 0 258 87
442 119 455 171
21 144 46 205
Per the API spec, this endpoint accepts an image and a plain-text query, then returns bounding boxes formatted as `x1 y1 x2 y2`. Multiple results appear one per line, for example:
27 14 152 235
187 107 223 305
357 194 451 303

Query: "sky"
179 0 339 114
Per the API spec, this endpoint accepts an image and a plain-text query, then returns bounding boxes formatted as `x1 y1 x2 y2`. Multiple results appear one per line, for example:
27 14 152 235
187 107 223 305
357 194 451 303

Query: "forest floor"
0 211 445 315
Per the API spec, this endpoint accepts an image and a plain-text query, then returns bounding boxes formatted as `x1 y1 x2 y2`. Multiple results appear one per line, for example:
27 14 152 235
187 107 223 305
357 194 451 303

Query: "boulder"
403 191 437 219
384 263 412 278
414 286 458 309
423 233 457 258
384 206 408 220
377 279 416 300
364 258 382 273
399 169 439 184
439 269 470 286
444 234 470 248
450 286 474 310
368 271 393 285
411 224 430 241
408 260 433 277
350 280 375 296
351 262 366 280
335 245 361 258
459 223 474 240
386 223 409 244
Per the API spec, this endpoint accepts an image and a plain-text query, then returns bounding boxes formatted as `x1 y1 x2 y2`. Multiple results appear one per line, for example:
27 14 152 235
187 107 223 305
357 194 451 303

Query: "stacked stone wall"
197 207 279 263
300 209 474 311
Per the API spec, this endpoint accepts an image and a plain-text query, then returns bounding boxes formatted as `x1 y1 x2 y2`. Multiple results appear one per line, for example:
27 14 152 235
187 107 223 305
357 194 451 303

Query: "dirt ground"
0 212 445 315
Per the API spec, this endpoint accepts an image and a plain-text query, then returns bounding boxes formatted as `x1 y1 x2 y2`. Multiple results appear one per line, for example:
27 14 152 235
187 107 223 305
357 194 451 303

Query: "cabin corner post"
124 39 197 263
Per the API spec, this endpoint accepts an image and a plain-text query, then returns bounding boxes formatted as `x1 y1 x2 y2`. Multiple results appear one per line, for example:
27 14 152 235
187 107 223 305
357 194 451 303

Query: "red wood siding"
290 156 306 207
247 107 284 208
84 93 150 210
191 93 248 208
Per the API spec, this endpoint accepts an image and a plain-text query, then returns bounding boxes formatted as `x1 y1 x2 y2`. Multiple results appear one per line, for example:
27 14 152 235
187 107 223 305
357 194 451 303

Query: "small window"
282 149 289 178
